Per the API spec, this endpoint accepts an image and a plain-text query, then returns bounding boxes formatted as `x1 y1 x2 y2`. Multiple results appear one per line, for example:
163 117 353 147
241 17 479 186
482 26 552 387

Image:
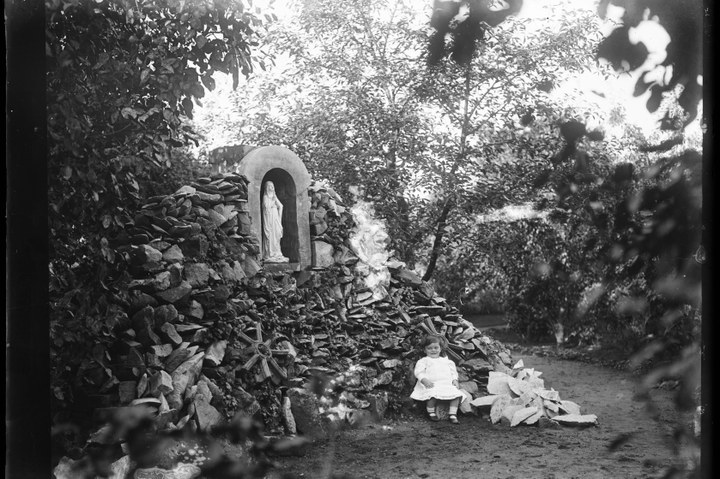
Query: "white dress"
410 356 467 402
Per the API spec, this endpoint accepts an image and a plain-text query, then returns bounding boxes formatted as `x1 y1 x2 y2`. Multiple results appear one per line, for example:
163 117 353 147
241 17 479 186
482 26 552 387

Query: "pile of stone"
77 174 515 448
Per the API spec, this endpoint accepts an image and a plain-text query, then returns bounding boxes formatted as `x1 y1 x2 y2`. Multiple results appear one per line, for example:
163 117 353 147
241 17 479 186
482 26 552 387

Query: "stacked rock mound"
91 173 514 441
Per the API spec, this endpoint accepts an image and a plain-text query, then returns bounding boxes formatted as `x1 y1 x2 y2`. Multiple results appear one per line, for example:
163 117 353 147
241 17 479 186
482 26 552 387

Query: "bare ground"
266 352 695 479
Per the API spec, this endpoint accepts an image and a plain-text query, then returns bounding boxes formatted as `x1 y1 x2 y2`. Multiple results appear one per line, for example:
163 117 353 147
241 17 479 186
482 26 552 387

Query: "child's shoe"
449 414 459 424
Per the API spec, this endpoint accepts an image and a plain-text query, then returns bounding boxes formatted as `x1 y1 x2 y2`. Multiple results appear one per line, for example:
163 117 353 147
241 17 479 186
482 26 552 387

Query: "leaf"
524 408 545 425
182 97 193 118
487 371 513 395
511 406 538 427
490 395 511 424
201 74 216 91
470 395 501 407
551 414 598 426
559 400 581 415
508 377 532 397
121 107 137 119
140 68 151 85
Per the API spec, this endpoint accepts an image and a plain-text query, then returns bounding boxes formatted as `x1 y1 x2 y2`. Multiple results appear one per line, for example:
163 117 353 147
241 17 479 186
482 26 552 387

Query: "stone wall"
92 172 513 439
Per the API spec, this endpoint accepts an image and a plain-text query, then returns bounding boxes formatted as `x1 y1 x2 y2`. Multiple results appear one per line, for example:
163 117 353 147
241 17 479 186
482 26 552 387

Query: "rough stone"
151 344 174 358
184 263 210 288
334 247 359 265
134 464 201 479
137 373 149 397
153 305 179 328
367 391 389 420
207 208 227 227
155 281 192 304
204 340 228 366
243 256 261 277
459 380 480 397
311 221 328 236
128 291 158 314
309 207 327 224
459 390 474 414
118 381 136 405
162 244 184 263
168 263 183 287
131 244 163 266
149 370 174 396
232 260 247 281
194 400 223 432
219 262 237 283
374 371 393 386
160 322 183 346
287 387 330 440
183 300 204 321
396 268 423 286
180 235 209 259
150 271 171 292
311 240 335 268
167 353 204 410
164 347 194 374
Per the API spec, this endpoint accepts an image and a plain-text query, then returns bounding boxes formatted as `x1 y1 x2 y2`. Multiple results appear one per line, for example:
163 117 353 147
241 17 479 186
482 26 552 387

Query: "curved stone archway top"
236 146 312 270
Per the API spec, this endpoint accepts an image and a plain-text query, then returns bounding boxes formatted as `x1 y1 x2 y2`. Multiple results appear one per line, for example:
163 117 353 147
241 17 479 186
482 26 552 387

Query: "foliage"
192 0 603 278
47 0 266 412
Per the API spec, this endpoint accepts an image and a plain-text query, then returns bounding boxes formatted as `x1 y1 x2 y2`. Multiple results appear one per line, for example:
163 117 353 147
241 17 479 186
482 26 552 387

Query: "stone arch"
236 146 311 270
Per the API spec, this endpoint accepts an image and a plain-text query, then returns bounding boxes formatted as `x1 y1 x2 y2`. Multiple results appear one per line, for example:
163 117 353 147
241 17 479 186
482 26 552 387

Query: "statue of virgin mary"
262 181 289 262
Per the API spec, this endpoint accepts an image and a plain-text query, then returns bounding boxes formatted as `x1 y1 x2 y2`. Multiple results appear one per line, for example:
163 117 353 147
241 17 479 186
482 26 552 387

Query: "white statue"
262 181 289 262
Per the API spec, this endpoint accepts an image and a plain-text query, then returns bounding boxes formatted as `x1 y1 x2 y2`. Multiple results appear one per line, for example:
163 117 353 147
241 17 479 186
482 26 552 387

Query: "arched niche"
236 146 312 271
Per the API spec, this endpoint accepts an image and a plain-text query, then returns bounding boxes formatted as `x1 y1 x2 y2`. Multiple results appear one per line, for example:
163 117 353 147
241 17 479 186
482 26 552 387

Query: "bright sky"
197 0 702 154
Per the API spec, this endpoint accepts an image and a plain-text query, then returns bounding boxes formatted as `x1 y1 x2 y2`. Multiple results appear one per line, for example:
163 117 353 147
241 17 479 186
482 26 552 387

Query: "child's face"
425 342 442 358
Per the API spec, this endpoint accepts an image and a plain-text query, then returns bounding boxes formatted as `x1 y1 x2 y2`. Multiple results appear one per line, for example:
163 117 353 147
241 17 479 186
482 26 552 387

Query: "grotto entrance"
236 146 312 271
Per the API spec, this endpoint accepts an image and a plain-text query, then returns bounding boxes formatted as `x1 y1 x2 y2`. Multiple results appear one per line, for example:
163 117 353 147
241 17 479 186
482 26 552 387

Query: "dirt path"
267 353 694 479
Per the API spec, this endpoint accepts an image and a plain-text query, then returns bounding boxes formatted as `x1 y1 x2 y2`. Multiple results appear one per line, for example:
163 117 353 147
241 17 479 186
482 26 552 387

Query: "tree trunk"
422 198 455 281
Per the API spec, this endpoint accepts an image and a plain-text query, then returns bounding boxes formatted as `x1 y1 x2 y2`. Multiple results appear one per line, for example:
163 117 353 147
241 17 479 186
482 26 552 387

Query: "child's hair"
420 334 447 356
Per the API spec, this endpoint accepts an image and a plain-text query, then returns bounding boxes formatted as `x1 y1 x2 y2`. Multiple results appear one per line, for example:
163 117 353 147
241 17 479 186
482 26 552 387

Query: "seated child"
411 334 466 424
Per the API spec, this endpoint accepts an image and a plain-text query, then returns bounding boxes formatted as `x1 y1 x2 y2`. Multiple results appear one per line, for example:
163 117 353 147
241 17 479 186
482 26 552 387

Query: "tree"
47 0 267 409
192 0 603 278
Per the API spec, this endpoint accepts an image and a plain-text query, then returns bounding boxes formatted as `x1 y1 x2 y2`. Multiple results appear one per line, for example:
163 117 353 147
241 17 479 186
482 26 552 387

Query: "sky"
196 0 702 155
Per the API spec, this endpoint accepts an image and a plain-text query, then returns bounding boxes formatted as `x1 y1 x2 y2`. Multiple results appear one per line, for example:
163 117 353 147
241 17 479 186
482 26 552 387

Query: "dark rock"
287 388 330 440
180 236 209 259
204 340 227 366
150 271 171 291
243 256 261 277
164 346 195 374
153 305 179 328
213 285 231 302
148 370 174 396
182 300 204 321
167 263 183 287
311 221 328 236
367 391 389 421
155 281 192 304
162 244 184 263
395 268 422 286
118 381 136 405
160 322 183 346
128 291 158 314
151 344 174 358
311 241 335 268
168 353 204 410
184 263 210 288
130 244 162 266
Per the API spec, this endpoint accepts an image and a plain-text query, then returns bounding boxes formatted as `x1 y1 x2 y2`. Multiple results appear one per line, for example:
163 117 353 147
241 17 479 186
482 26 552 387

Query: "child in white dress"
411 335 466 424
